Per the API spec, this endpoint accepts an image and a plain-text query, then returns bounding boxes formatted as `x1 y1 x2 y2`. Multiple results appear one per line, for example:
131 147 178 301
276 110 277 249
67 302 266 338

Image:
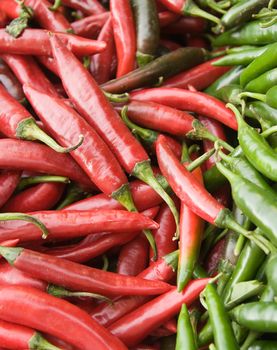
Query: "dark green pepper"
131 0 160 66
265 254 277 295
216 84 243 104
245 68 277 94
231 302 277 333
213 21 277 47
176 304 197 350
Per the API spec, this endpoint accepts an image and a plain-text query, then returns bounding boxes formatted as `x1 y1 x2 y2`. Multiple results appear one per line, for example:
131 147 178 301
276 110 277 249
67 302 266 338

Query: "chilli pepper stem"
187 120 234 152
17 118 84 153
133 160 180 238
49 0 62 11
30 332 62 350
183 0 221 25
16 175 70 192
238 92 266 103
103 91 130 103
0 213 48 239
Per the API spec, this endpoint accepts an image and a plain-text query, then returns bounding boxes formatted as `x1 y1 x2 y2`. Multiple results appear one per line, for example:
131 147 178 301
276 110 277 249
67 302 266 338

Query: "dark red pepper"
71 12 110 38
58 0 106 15
0 170 21 208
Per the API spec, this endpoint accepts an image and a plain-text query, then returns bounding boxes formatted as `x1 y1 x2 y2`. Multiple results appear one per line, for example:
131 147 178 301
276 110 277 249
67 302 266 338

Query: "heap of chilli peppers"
0 0 275 348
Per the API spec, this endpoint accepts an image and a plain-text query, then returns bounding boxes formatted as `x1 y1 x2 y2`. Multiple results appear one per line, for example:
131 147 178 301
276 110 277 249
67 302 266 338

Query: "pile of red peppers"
0 0 276 349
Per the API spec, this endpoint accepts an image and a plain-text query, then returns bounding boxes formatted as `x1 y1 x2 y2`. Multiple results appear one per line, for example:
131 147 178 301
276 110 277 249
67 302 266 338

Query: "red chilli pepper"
0 170 21 208
1 54 59 97
131 88 237 130
25 0 72 32
163 59 230 90
90 17 116 84
0 0 19 18
162 15 206 34
0 59 24 101
160 39 181 51
23 85 131 203
1 183 65 213
108 278 210 347
58 0 106 15
0 139 92 188
0 29 106 56
110 0 136 77
186 36 208 48
0 285 128 350
158 11 180 27
50 34 179 231
0 247 171 297
48 207 160 263
0 319 61 350
199 116 228 170
0 209 159 243
91 251 178 327
71 12 110 38
149 202 178 261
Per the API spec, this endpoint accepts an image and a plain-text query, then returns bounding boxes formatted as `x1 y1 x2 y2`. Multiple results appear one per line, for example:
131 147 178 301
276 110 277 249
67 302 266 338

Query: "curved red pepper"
25 0 72 32
0 285 128 350
186 36 208 48
1 182 65 213
149 202 178 261
163 59 230 90
71 12 110 38
92 251 178 327
0 209 159 243
0 170 21 208
162 14 206 33
131 88 237 130
160 39 181 51
23 85 130 198
0 29 106 56
90 17 116 84
156 135 224 224
48 207 160 263
0 0 19 18
158 11 180 27
0 247 171 297
109 278 210 347
59 0 106 15
0 139 92 188
1 54 59 97
110 0 136 77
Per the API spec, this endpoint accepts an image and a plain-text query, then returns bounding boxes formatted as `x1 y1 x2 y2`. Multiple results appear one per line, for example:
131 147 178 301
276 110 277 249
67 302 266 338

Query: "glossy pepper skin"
231 302 277 333
175 304 197 350
0 170 21 208
71 12 110 38
163 58 230 90
59 0 106 15
23 85 130 198
108 278 210 347
245 67 277 94
0 246 170 297
1 183 65 213
0 29 106 56
0 285 128 350
0 209 159 243
110 0 136 77
0 139 92 188
204 284 239 350
0 58 24 101
0 319 60 350
91 250 178 327
1 54 59 97
265 254 277 295
131 88 238 130
102 47 206 94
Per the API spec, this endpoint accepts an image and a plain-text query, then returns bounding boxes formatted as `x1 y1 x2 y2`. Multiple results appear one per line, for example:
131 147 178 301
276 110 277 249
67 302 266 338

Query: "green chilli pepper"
248 341 277 350
205 66 243 97
229 104 277 182
214 0 270 34
245 68 277 94
213 45 273 67
231 302 277 333
216 84 243 105
213 21 277 47
216 162 277 249
265 254 277 295
203 284 240 350
131 0 160 66
176 304 197 350
240 42 277 87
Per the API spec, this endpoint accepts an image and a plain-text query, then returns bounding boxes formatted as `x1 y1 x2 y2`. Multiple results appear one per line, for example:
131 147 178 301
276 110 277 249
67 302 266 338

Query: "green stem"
269 0 276 9
48 0 62 11
133 160 180 239
183 0 221 24
30 332 62 350
238 92 266 103
47 284 111 303
186 119 234 152
6 1 33 38
0 246 23 265
121 106 158 145
0 214 48 238
187 148 216 171
112 183 157 260
261 125 277 138
102 254 109 271
206 0 227 14
17 118 84 153
55 183 87 210
16 175 70 192
104 91 129 103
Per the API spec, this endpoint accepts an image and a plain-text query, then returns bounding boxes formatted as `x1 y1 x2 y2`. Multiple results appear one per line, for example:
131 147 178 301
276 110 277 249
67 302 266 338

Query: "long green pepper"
176 304 197 350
